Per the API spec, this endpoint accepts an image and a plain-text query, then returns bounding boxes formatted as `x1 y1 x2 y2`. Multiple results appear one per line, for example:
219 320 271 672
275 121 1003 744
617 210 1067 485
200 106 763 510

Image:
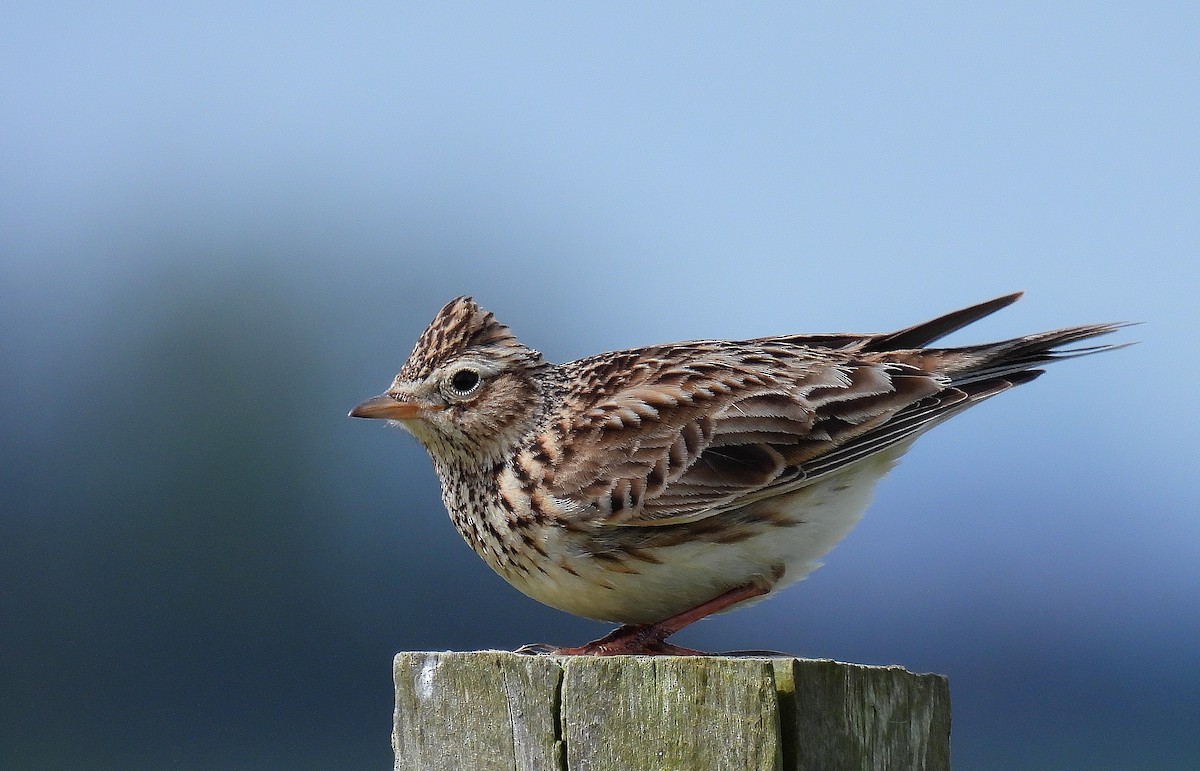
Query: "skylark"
351 292 1126 654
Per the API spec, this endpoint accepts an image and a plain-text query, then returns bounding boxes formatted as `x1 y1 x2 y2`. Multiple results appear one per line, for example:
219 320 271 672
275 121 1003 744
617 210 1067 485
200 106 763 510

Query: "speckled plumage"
350 293 1127 654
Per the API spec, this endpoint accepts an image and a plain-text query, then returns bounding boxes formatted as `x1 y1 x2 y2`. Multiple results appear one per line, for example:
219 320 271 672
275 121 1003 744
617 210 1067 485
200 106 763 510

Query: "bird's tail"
932 321 1135 387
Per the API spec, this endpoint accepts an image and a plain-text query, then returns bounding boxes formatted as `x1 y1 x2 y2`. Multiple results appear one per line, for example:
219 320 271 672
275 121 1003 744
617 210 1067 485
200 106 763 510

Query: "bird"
349 292 1127 655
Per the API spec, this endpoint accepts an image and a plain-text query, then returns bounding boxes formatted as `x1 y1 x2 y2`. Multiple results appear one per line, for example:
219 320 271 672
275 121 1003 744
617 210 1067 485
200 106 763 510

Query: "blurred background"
3 4 1197 769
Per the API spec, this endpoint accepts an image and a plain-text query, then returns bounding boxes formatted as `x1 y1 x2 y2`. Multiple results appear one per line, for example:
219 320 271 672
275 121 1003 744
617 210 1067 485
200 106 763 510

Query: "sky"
3 4 1198 769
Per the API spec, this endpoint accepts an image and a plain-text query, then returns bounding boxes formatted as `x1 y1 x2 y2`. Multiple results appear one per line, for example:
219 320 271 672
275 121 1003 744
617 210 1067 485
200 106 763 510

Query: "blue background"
3 4 1197 768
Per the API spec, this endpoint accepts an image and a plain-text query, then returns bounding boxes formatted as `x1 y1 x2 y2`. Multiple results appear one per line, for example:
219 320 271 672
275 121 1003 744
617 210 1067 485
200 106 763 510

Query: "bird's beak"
348 393 440 421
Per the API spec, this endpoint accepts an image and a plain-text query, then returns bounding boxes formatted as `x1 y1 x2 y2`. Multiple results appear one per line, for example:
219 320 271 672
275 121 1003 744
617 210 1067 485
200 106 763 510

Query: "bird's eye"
447 368 482 395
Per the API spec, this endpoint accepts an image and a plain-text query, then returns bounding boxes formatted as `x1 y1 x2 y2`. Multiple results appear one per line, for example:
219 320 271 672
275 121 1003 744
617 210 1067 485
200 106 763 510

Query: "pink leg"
545 579 773 656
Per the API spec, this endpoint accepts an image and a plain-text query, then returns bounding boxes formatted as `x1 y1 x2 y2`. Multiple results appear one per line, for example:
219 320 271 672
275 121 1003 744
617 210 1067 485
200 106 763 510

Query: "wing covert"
543 344 951 528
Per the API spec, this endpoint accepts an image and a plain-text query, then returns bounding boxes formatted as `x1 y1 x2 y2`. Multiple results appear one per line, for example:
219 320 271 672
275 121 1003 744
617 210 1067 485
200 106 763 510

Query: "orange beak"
348 393 440 421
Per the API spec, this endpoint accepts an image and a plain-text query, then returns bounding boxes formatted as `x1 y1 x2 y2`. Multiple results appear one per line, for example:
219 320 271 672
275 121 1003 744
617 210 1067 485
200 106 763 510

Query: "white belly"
504 448 905 625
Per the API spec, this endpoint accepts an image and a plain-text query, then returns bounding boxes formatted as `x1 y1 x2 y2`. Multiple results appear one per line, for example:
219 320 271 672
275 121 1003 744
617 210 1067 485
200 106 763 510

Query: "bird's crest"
399 296 541 380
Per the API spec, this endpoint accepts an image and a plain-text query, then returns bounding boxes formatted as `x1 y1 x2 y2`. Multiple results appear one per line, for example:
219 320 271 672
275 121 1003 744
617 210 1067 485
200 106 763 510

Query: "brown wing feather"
546 300 1128 529
550 343 945 527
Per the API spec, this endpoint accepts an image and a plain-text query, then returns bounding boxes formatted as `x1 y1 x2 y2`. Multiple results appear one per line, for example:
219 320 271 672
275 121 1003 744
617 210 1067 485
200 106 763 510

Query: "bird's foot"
514 576 777 656
516 623 706 656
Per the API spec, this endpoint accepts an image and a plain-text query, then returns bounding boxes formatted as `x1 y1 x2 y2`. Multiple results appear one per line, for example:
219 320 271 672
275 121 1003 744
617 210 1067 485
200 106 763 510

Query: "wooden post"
393 651 950 771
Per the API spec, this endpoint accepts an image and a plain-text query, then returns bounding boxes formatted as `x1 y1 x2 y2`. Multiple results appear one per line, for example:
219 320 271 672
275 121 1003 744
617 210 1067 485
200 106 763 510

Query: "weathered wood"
393 651 950 771
775 658 951 771
392 650 562 770
561 656 782 770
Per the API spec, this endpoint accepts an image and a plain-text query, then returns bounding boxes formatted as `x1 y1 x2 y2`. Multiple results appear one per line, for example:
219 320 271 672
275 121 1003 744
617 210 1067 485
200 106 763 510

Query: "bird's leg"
527 577 775 656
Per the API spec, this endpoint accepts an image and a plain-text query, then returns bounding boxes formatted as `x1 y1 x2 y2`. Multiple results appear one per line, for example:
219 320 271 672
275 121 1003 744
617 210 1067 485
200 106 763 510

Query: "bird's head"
350 297 551 465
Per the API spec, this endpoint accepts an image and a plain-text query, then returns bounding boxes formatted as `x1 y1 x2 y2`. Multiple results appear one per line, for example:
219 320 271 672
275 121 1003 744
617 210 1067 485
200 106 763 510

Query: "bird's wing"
546 341 963 527
543 300 1126 528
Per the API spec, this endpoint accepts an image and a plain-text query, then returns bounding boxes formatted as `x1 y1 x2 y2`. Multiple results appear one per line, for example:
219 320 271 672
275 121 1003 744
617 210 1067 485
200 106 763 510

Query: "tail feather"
785 298 1131 484
940 322 1134 386
740 297 1131 487
863 292 1025 352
